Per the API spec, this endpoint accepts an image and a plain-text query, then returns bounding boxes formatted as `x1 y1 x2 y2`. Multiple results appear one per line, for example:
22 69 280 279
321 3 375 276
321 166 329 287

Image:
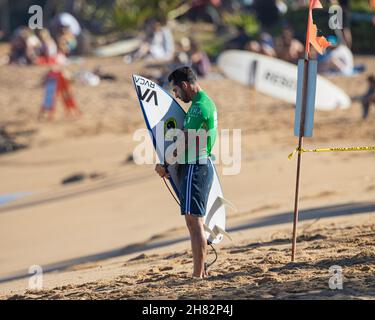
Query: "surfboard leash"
162 177 180 206
205 243 218 272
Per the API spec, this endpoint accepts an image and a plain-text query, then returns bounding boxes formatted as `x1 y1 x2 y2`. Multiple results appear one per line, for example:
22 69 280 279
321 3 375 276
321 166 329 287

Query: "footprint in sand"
180 259 191 265
297 234 327 242
158 266 174 271
228 248 251 254
177 271 189 275
164 251 188 260
249 265 267 274
94 286 111 292
300 191 336 201
128 253 148 262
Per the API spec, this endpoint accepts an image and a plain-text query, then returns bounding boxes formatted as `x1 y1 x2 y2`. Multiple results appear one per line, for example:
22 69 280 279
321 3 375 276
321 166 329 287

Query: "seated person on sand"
318 36 354 76
8 27 41 65
189 39 211 77
134 18 175 63
246 32 276 57
275 26 304 64
174 37 191 66
166 38 211 83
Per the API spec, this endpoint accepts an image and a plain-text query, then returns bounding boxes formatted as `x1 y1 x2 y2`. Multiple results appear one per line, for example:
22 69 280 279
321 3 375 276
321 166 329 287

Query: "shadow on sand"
1 202 374 284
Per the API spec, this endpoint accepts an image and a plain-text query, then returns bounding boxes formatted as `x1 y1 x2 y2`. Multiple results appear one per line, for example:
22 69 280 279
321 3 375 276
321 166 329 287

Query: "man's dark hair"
168 66 197 87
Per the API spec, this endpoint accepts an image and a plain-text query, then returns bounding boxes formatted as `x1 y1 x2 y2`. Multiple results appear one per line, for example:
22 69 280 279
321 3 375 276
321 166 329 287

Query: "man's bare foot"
192 271 209 279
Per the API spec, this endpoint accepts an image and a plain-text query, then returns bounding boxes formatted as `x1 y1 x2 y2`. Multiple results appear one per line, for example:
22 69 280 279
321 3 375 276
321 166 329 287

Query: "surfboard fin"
218 196 237 212
203 224 217 239
213 225 233 242
204 224 233 243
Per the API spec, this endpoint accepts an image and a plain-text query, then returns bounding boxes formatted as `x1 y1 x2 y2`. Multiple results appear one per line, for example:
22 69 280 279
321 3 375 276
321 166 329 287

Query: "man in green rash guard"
155 66 218 278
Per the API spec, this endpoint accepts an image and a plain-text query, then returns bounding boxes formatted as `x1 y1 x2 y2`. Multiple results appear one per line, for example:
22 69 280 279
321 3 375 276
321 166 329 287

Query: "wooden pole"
291 52 310 262
291 0 315 262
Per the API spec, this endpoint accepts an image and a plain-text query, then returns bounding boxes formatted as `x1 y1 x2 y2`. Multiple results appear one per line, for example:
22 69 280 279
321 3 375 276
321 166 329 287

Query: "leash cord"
205 243 218 271
163 177 180 206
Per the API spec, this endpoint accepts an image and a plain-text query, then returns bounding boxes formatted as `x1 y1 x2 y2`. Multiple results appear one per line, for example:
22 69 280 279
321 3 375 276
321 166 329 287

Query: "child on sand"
39 67 81 121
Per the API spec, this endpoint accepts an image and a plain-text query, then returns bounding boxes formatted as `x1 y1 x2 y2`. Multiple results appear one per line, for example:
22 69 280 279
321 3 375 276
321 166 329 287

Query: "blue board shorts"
179 162 214 217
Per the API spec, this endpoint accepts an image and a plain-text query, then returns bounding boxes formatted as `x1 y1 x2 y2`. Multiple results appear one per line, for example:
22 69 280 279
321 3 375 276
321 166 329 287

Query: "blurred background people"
318 36 354 76
50 12 81 56
275 26 304 63
247 32 276 57
224 26 252 50
35 29 58 64
133 18 175 62
56 26 77 56
50 11 82 39
9 26 40 65
185 0 225 33
190 38 211 77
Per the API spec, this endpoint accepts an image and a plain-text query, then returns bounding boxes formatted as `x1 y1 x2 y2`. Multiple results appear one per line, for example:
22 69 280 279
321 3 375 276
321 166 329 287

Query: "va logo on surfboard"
134 76 159 106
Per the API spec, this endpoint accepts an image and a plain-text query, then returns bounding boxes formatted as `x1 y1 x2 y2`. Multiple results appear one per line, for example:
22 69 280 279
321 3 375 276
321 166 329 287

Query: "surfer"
155 66 217 278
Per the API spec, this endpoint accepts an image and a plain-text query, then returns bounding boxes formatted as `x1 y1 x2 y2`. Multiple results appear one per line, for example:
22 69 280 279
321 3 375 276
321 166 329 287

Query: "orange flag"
306 0 331 55
310 0 322 9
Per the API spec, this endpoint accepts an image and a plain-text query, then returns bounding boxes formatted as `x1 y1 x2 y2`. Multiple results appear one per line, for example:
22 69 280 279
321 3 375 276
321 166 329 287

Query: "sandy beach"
0 48 374 299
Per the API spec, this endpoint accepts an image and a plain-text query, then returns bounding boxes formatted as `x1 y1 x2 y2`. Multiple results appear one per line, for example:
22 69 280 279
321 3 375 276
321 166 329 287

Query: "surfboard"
217 50 351 111
132 74 228 244
94 39 141 57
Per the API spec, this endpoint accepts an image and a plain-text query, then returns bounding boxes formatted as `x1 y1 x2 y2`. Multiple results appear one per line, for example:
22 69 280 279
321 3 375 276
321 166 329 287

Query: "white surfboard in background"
94 38 141 57
132 74 231 245
217 50 351 111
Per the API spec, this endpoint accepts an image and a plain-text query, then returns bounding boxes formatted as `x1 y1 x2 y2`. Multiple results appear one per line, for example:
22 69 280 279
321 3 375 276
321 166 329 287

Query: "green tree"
112 0 182 31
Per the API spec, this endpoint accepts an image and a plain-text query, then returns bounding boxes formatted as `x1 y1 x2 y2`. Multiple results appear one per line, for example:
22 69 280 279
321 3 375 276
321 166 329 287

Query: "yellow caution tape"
288 146 375 160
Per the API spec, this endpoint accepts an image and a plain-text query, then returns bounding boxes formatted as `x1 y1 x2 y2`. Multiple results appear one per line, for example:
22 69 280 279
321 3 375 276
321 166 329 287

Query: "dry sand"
5 222 375 300
0 48 374 299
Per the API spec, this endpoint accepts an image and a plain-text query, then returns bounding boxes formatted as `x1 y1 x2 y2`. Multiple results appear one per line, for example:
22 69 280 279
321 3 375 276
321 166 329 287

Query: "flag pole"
291 58 308 262
291 6 312 262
